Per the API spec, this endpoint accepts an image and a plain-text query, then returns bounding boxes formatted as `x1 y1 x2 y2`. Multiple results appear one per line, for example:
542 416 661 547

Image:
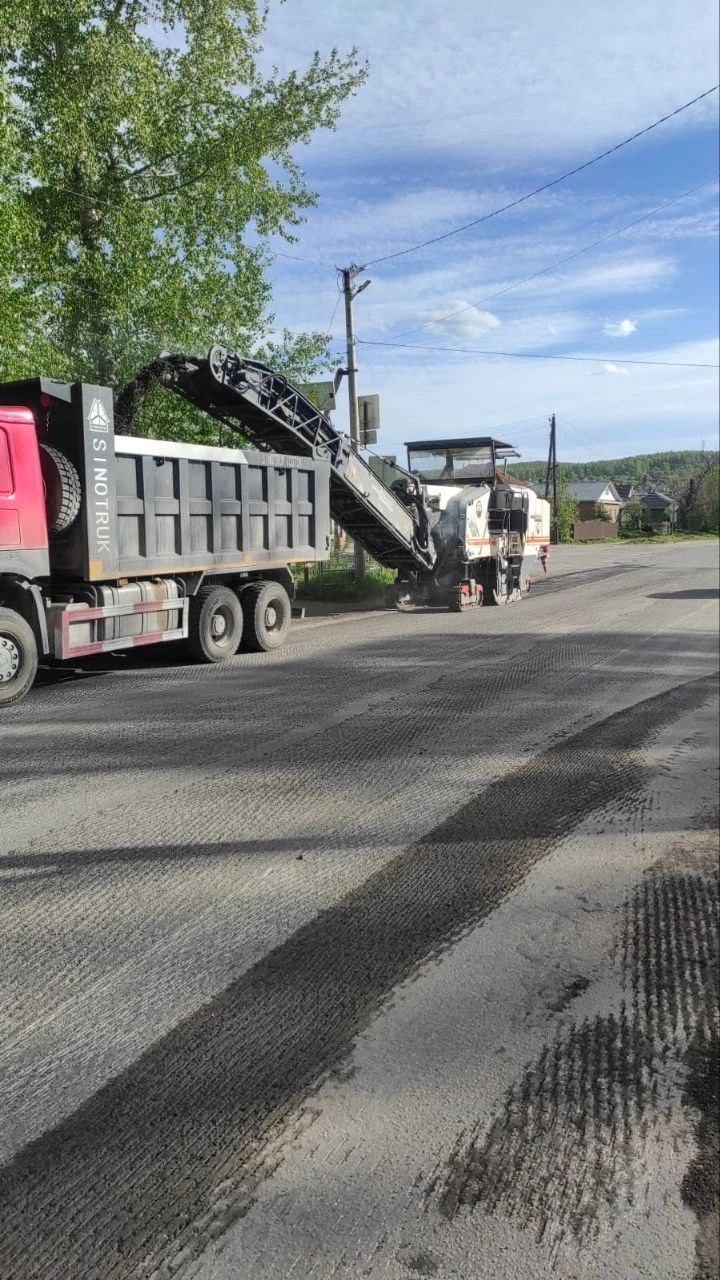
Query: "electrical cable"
355 338 720 369
324 283 343 340
391 175 719 340
359 415 550 466
555 414 597 443
361 85 720 267
271 248 336 270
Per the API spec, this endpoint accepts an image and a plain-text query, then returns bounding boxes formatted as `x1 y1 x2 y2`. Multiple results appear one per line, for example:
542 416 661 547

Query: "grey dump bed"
0 377 330 582
112 435 330 579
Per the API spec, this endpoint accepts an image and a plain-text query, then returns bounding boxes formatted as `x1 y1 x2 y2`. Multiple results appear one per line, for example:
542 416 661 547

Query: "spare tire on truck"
40 444 82 533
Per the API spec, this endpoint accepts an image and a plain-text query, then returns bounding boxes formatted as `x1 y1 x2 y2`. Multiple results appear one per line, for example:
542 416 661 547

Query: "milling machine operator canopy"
404 437 520 486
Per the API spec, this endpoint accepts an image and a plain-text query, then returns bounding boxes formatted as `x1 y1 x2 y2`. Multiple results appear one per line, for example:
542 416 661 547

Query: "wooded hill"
513 450 719 491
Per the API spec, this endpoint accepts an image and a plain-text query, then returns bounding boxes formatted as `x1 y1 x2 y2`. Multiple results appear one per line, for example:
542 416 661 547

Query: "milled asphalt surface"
0 540 718 1280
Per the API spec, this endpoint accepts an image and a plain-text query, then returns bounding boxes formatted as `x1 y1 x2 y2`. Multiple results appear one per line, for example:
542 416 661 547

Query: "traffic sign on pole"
299 380 337 414
358 394 380 447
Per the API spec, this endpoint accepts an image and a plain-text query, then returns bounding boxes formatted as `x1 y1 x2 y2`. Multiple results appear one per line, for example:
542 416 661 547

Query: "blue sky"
254 0 719 463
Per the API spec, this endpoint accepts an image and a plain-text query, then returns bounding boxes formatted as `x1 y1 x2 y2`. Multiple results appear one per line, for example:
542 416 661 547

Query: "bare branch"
137 166 214 202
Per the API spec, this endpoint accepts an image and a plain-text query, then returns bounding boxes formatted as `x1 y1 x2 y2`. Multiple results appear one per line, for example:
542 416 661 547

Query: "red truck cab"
0 405 51 703
0 406 50 571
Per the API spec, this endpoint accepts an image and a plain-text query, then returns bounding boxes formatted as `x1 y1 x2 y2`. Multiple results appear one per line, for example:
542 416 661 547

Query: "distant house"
566 481 623 522
639 490 679 531
615 483 635 501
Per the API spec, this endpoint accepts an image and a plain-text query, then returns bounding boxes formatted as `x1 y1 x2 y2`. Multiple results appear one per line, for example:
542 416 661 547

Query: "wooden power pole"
545 413 559 544
341 265 371 580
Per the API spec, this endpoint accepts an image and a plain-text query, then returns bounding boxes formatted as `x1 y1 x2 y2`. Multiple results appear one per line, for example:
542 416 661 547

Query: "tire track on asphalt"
2 603 713 1047
0 554 685 804
4 572 713 849
0 672 716 1280
433 863 719 1253
1 597 716 1171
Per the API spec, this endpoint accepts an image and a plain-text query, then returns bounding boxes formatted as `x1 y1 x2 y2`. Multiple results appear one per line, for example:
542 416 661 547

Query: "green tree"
515 451 718 491
682 457 720 532
1 1 365 438
553 470 579 542
622 496 646 531
594 502 612 521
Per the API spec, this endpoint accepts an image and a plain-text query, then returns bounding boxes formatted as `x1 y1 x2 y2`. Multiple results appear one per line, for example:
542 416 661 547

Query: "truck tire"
0 608 38 706
187 585 243 663
40 444 82 533
241 580 291 651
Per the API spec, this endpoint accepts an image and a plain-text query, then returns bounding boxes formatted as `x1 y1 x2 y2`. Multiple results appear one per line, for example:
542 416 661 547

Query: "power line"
360 415 551 463
361 85 720 268
555 414 597 443
271 248 335 270
354 338 720 369
324 280 343 339
392 175 719 340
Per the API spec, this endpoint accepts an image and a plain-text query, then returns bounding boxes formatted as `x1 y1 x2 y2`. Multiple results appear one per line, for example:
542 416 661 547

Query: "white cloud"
421 303 501 340
629 206 720 241
261 0 719 167
542 256 676 297
603 318 638 337
596 362 629 375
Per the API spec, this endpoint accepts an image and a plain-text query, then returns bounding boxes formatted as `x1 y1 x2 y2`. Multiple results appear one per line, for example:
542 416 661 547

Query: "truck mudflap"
49 597 188 660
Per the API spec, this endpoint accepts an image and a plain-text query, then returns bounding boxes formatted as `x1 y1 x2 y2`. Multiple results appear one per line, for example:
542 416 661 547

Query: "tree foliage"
516 450 719 493
594 502 612 522
1 1 365 438
622 496 646 532
681 456 720 532
554 469 579 542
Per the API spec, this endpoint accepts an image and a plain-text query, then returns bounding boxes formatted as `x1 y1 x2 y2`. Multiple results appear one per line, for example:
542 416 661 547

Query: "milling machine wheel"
385 583 415 611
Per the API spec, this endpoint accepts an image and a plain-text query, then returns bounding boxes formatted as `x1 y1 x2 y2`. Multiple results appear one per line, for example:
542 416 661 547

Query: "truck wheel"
241 581 291 651
40 444 82 533
0 608 38 706
187 585 243 663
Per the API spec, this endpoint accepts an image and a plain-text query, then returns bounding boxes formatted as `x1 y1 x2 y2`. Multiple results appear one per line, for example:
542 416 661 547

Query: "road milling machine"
119 347 551 612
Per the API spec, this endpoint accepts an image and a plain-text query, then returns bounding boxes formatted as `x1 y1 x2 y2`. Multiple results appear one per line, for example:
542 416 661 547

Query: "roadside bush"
294 556 395 601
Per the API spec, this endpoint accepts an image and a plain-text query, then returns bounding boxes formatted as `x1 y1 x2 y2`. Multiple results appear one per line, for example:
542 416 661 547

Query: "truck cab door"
0 407 50 579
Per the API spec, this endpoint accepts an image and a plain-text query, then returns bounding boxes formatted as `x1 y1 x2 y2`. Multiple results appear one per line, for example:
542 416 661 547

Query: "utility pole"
545 413 559 544
341 264 371 580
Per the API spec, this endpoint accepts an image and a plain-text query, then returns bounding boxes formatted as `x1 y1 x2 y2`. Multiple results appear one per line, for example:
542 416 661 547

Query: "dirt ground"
0 539 718 1280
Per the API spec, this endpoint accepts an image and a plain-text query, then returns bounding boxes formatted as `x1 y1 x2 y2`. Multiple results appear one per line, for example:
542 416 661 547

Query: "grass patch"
294 562 395 601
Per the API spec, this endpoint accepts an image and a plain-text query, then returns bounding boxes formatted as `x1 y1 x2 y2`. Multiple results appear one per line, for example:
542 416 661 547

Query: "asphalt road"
1 540 718 1280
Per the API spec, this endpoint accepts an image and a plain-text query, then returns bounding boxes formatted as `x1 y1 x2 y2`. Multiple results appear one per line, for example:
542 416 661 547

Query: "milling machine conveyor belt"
117 348 437 574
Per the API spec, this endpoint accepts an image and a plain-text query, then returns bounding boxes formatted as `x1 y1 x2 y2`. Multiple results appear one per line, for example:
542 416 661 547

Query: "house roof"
615 483 635 499
566 481 622 504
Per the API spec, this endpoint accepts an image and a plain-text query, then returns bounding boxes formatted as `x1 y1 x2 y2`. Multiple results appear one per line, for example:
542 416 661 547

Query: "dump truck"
0 347 549 705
